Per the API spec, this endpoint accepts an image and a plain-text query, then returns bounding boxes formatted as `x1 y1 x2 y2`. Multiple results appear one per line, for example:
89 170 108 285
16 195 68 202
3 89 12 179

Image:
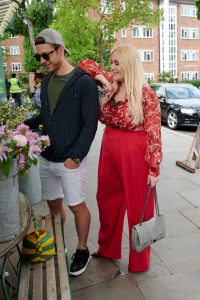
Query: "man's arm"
24 113 42 130
70 75 99 161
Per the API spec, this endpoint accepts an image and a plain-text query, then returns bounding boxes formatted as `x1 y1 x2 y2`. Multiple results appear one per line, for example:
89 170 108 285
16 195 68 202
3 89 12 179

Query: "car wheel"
167 110 180 130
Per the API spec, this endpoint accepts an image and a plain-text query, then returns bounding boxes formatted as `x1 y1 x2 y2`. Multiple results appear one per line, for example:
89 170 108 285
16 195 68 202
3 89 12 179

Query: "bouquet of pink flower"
0 124 50 177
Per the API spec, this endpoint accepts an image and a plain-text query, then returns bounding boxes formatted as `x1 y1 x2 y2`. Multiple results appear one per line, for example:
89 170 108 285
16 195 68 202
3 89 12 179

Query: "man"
26 28 99 276
9 73 22 106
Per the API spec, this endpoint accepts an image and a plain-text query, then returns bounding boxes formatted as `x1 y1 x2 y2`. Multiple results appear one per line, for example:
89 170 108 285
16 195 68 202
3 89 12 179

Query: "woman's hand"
147 175 159 188
95 74 112 94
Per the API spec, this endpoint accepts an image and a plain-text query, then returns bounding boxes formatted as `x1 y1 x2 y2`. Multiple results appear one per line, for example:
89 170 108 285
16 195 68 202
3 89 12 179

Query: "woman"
32 72 45 107
79 45 162 272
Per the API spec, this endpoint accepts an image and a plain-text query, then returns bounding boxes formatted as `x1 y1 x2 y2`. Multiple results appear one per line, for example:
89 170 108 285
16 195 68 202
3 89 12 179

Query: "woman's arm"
142 84 162 183
78 59 113 85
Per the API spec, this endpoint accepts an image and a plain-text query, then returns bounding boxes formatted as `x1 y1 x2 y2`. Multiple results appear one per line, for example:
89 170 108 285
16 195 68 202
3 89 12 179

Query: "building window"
101 0 112 14
145 73 154 82
181 50 198 61
181 72 198 80
9 46 20 55
132 26 153 38
181 5 196 17
140 50 154 62
132 27 139 37
10 34 18 38
120 0 125 11
168 5 177 77
11 63 21 72
3 63 7 71
1 46 5 55
121 28 127 38
181 28 198 39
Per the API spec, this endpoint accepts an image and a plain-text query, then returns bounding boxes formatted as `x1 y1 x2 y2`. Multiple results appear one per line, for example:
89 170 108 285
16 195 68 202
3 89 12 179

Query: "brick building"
1 34 25 77
113 0 200 82
1 0 200 83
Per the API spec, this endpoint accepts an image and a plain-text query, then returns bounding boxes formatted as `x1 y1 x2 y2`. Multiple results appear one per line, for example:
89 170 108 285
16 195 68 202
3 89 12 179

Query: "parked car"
150 83 200 130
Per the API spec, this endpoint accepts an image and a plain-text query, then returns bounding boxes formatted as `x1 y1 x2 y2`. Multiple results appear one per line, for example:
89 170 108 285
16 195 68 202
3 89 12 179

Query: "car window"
166 86 200 99
151 86 166 98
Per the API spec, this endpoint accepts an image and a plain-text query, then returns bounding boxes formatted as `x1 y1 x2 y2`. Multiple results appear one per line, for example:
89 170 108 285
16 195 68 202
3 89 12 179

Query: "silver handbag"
132 186 166 253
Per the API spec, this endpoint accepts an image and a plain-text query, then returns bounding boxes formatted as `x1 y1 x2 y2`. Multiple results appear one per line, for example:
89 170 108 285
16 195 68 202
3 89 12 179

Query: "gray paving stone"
164 211 199 238
138 271 200 300
180 208 200 228
72 276 145 300
157 178 200 193
161 166 193 179
157 190 195 212
114 248 171 281
152 234 200 273
65 237 123 292
70 256 122 292
178 189 200 207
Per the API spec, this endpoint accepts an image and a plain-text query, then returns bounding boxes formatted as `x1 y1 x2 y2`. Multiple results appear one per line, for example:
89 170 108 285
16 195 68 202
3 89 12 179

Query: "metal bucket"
0 159 20 242
19 162 42 206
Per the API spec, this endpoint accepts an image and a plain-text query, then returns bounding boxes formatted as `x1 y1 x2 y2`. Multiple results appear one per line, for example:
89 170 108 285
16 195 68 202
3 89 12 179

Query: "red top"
79 59 162 177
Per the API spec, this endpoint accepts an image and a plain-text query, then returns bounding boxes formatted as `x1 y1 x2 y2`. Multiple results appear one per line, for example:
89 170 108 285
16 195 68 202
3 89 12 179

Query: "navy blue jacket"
26 68 99 162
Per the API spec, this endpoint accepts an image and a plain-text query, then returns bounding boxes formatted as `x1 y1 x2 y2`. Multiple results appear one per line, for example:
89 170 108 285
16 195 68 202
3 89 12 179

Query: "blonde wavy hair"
110 44 145 125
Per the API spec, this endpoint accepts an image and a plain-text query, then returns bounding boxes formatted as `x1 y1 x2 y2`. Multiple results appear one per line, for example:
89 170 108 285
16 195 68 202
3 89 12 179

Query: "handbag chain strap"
139 186 160 225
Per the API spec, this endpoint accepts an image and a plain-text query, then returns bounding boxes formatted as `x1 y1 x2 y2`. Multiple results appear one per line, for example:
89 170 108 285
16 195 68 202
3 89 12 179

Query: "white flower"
13 134 27 147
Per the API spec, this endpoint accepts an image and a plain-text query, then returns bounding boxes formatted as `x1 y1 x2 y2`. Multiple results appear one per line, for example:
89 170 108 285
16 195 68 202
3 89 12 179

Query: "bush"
181 79 200 88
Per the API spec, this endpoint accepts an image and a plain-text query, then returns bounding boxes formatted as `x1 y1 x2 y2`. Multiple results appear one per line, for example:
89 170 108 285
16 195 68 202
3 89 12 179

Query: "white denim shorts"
39 156 87 206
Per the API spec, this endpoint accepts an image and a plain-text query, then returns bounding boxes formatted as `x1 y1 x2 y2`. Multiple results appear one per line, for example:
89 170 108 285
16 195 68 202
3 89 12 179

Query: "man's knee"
69 202 88 215
47 198 64 211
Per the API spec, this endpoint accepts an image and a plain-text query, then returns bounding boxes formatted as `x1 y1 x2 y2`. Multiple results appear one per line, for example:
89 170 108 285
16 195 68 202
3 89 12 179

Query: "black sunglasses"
34 50 55 62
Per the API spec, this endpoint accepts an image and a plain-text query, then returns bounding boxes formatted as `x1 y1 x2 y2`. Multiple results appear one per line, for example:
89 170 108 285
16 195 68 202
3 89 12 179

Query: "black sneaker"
69 248 91 276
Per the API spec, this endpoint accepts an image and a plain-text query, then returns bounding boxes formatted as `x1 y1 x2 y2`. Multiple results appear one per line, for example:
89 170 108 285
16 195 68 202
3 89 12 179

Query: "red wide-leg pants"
96 127 154 272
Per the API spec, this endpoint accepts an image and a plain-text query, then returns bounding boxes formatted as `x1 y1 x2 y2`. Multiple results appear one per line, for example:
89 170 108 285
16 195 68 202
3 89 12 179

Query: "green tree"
159 71 174 83
3 0 54 72
52 0 162 67
196 0 200 19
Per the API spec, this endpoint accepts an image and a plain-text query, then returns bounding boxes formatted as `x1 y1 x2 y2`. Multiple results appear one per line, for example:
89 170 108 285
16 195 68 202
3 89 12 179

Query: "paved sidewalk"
34 124 200 300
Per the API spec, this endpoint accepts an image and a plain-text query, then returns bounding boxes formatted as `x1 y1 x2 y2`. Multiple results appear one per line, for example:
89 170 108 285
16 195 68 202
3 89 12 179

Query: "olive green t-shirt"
48 69 75 115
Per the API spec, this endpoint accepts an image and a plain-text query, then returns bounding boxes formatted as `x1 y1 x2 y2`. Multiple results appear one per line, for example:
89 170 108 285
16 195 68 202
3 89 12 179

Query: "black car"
150 83 200 130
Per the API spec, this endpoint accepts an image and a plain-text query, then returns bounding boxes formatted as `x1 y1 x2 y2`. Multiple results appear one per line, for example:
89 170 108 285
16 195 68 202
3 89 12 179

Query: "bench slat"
45 214 57 300
33 263 43 300
18 262 30 300
54 214 71 300
18 213 71 300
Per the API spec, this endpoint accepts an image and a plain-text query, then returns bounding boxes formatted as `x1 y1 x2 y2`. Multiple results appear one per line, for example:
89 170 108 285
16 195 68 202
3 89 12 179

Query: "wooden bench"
18 213 71 300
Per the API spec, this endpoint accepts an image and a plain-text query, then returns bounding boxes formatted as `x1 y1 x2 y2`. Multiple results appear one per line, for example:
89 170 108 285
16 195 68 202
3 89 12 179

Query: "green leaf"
1 160 11 177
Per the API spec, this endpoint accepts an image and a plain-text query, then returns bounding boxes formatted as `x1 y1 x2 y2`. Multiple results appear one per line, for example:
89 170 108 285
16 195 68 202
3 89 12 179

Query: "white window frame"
11 63 21 72
181 72 198 80
181 50 198 61
139 50 154 62
9 46 20 55
10 34 18 38
120 0 125 11
101 0 113 14
145 73 154 82
121 28 127 38
3 63 7 71
181 5 197 17
181 27 198 39
1 46 5 55
132 26 153 38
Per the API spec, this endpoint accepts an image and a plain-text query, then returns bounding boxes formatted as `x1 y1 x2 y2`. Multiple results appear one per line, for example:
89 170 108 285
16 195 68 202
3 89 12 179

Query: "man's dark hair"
11 73 16 78
34 72 45 81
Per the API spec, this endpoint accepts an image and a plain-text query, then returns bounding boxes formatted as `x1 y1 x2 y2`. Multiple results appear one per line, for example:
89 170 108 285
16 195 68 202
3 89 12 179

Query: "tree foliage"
3 0 53 72
159 71 174 83
52 0 162 67
196 0 200 19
